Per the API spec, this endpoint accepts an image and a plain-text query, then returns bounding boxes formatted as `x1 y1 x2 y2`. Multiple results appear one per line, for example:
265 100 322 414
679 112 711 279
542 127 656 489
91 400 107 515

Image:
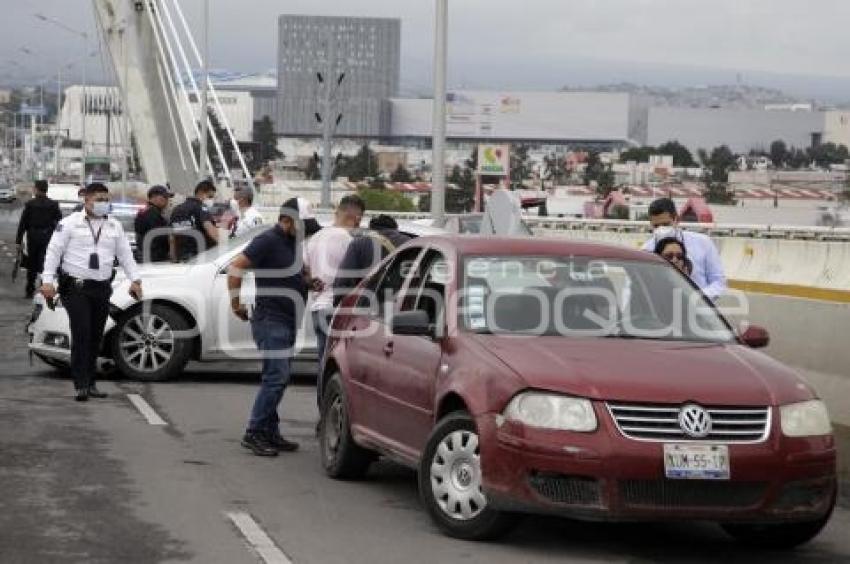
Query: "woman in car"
654 236 693 277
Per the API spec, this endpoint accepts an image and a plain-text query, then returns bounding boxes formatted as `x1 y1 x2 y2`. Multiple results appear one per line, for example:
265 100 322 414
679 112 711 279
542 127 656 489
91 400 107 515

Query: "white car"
0 185 16 203
27 220 445 381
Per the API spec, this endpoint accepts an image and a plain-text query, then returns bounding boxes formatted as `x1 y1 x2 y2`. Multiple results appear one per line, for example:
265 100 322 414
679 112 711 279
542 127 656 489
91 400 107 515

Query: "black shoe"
267 433 300 452
241 433 279 457
87 386 108 399
75 389 89 402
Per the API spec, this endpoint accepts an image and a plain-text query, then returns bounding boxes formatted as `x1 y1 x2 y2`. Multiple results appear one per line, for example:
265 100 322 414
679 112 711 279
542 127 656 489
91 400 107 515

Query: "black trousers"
25 242 47 295
61 280 112 391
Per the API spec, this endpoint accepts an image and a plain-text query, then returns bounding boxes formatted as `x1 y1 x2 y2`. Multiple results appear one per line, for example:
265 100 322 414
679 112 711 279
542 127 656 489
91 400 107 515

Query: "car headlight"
504 391 597 432
780 400 832 437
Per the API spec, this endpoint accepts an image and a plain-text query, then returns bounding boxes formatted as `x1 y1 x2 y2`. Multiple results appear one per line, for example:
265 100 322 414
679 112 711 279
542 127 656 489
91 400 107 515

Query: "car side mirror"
392 310 434 338
739 324 770 349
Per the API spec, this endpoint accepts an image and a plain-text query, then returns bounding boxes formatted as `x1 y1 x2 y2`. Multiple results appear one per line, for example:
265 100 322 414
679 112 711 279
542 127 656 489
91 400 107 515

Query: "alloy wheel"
119 313 175 373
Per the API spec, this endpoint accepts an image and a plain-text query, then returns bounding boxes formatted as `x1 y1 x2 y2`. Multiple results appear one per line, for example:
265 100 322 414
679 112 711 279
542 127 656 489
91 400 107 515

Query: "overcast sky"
2 0 850 98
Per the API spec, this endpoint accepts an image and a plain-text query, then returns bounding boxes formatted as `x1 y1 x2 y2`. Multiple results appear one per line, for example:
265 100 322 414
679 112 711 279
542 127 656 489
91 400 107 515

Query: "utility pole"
430 0 449 222
198 0 210 183
317 33 345 210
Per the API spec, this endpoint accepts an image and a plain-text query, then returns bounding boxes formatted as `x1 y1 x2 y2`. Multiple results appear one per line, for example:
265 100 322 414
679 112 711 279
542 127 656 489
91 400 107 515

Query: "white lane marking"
127 394 168 426
226 511 293 564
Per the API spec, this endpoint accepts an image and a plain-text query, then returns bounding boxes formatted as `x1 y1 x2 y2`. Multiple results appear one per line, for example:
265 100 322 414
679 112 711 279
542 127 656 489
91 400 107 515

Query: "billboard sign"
477 144 510 176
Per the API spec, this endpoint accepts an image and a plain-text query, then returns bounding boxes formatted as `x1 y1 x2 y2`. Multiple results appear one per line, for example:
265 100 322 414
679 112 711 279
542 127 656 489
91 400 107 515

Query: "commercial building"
647 107 839 154
389 91 648 148
276 14 401 137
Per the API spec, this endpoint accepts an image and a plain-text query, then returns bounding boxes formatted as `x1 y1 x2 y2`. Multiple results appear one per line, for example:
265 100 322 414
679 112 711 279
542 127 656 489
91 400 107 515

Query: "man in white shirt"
642 198 727 300
41 183 143 401
230 185 264 238
304 194 365 404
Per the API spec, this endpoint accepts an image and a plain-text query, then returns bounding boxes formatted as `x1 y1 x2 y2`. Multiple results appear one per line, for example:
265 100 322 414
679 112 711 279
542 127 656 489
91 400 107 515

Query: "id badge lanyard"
86 218 105 270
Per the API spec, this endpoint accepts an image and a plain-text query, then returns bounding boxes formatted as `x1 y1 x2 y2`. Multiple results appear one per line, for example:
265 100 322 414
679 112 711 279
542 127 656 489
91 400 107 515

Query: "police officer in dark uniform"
16 180 62 298
169 180 220 261
41 183 143 402
135 185 173 262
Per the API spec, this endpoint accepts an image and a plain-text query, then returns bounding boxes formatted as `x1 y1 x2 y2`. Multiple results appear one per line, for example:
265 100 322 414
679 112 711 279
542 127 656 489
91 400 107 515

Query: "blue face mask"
92 201 111 217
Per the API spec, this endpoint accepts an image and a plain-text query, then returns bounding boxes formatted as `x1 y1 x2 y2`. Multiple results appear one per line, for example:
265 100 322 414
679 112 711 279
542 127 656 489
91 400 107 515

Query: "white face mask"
653 225 680 240
203 198 215 210
230 199 240 214
92 201 111 217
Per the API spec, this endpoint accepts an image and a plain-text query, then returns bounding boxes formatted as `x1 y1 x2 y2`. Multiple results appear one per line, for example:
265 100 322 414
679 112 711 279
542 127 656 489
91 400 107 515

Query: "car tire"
721 494 835 549
418 411 518 541
319 374 374 479
111 304 192 382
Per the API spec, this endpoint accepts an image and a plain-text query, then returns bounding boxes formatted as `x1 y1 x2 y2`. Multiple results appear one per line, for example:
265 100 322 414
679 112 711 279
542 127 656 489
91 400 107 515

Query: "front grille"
529 473 602 506
621 480 767 508
607 402 770 443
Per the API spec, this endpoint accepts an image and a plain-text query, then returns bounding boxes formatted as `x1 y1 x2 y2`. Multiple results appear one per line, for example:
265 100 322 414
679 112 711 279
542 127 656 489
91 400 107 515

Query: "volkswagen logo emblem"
679 404 712 438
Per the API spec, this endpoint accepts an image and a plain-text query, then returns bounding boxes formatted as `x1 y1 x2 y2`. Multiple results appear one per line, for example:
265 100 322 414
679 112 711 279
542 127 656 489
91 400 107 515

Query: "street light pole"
198 0 210 183
430 0 449 222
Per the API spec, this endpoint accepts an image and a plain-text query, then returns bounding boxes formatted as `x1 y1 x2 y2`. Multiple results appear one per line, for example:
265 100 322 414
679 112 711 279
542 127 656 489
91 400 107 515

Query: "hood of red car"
476 335 813 406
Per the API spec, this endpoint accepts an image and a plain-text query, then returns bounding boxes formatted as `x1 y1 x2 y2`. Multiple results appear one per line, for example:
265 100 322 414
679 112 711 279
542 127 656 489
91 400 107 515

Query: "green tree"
419 163 476 213
788 148 810 169
620 146 656 163
390 163 413 183
657 140 696 167
584 151 616 197
769 140 789 168
336 143 377 182
252 116 281 170
808 143 850 168
510 144 532 187
543 153 568 185
357 187 415 212
700 145 737 204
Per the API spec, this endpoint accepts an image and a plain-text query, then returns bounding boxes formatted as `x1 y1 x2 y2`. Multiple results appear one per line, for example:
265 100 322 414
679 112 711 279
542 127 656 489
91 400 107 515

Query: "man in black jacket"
135 185 173 262
16 180 62 298
333 214 410 302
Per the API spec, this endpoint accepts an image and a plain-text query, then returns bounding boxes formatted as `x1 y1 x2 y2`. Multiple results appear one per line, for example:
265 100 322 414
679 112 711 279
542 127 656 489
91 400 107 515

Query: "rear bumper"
478 412 837 524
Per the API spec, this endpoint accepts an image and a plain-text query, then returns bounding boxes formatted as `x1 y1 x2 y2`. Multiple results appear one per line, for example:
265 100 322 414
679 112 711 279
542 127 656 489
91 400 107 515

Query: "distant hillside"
560 83 830 110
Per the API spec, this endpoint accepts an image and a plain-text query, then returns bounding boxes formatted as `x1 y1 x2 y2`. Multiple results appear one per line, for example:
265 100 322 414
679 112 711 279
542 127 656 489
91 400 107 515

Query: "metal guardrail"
256 207 850 241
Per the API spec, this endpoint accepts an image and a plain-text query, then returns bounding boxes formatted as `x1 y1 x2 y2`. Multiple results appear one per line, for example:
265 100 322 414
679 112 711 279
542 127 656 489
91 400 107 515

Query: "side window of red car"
370 247 423 322
401 250 449 329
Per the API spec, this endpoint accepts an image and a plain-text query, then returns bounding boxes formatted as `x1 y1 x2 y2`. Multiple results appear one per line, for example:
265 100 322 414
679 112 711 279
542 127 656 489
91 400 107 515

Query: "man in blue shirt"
227 199 307 456
642 198 727 300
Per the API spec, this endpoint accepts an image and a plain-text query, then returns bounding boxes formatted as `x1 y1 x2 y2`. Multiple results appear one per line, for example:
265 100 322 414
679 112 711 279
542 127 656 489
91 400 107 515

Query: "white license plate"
663 444 730 480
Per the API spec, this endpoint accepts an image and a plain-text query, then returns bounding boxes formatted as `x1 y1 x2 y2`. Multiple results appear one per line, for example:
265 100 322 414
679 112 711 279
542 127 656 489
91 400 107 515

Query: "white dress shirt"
232 206 264 237
304 226 352 312
643 229 727 300
42 211 141 285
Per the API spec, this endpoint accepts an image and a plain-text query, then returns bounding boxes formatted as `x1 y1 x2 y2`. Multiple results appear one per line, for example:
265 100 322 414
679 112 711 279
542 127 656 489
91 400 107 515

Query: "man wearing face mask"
169 180 220 261
230 185 264 238
642 198 727 300
41 183 143 402
135 185 174 262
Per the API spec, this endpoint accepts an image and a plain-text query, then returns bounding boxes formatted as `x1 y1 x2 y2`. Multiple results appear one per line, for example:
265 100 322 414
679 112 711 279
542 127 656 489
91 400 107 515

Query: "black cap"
148 185 174 199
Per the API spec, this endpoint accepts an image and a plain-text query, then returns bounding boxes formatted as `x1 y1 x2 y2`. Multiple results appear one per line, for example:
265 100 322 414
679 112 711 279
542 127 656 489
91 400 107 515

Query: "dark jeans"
61 280 112 391
312 308 333 405
247 313 296 437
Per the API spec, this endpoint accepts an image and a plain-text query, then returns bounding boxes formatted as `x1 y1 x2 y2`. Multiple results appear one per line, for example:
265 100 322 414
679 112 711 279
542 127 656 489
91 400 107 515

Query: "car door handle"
383 342 394 356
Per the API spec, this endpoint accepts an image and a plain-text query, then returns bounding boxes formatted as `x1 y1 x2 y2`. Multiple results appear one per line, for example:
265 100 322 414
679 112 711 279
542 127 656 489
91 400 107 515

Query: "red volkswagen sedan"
318 236 836 547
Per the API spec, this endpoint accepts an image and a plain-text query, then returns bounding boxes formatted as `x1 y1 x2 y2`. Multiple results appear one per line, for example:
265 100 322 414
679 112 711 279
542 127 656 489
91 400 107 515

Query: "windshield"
462 255 734 343
187 225 270 265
